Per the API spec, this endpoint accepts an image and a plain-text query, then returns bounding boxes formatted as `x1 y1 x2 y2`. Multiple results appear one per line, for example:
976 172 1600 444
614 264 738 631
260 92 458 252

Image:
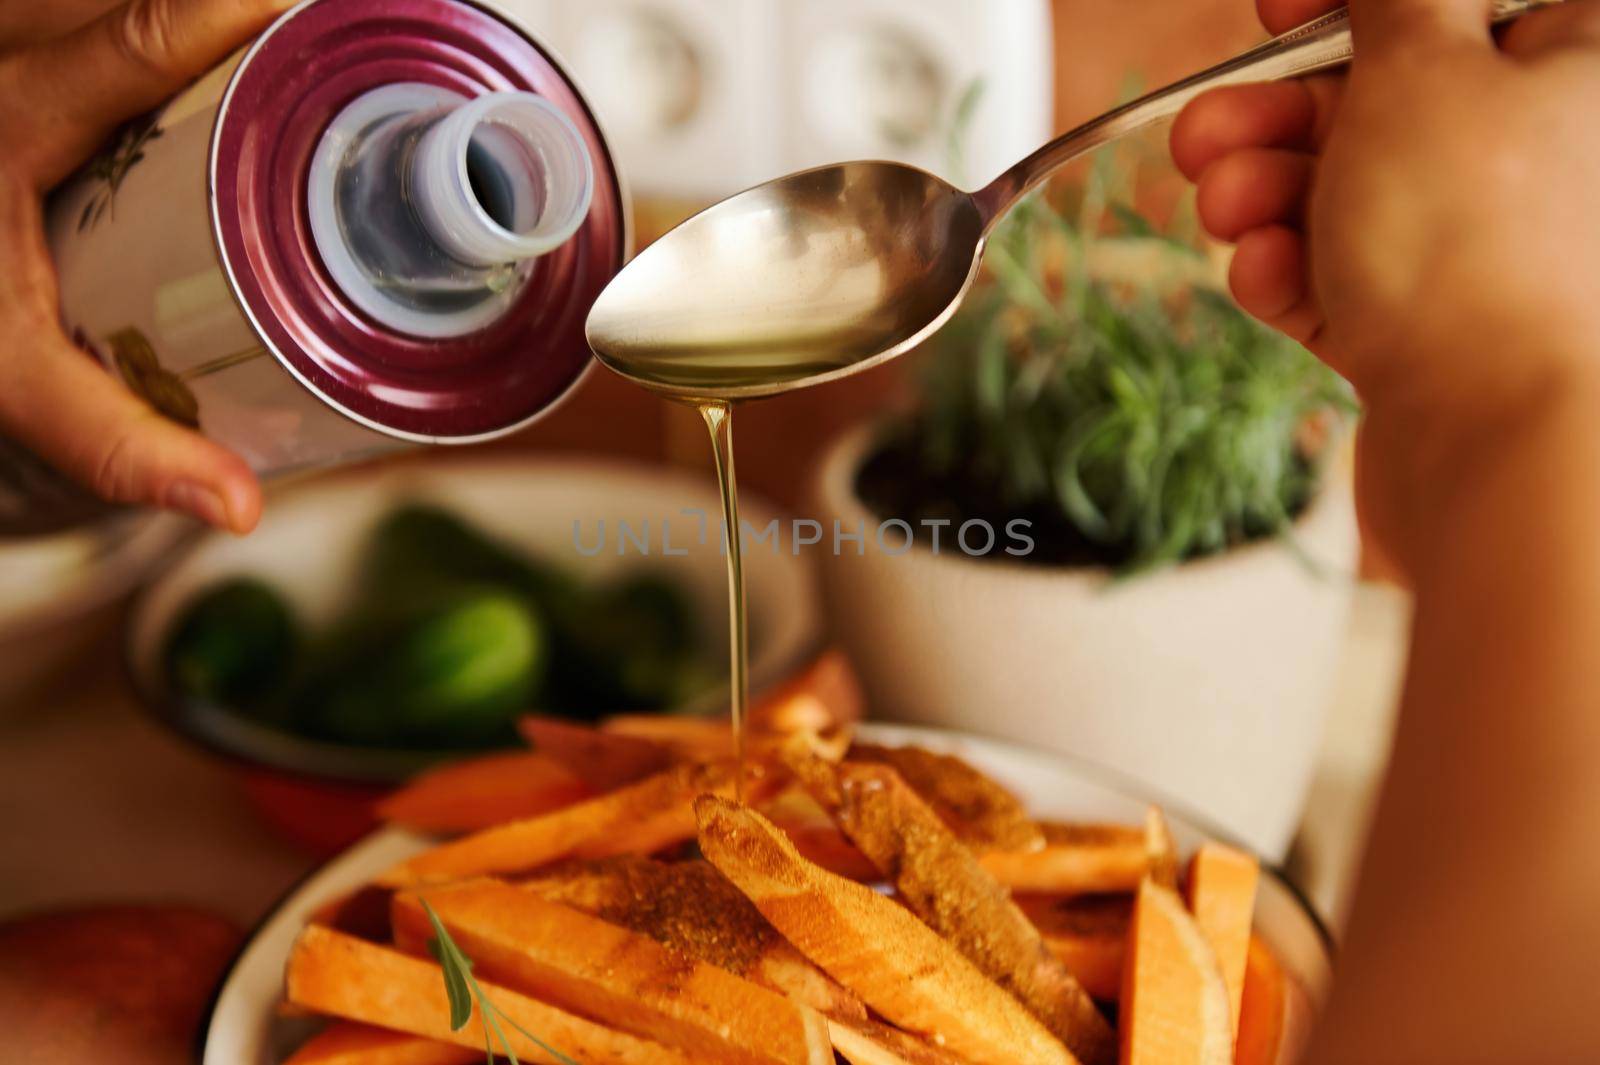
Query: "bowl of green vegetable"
128 457 823 790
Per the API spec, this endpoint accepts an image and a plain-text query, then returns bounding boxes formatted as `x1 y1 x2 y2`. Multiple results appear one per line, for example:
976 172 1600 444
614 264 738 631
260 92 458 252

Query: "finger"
0 165 259 532
1171 77 1343 181
1499 0 1600 56
0 1 123 49
1349 0 1497 57
1258 0 1345 36
0 0 296 186
1 332 262 532
1197 149 1315 243
1229 225 1325 346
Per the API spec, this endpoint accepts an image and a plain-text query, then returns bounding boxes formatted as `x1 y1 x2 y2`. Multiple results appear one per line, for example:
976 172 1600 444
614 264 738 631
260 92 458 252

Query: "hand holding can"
0 0 298 533
2 0 625 536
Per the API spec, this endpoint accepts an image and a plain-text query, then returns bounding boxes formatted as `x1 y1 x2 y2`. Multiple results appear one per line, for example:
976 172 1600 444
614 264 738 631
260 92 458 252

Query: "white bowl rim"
0 511 192 642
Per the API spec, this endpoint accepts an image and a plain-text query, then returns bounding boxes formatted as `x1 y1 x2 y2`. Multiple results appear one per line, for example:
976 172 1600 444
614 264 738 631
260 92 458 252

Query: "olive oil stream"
700 401 750 800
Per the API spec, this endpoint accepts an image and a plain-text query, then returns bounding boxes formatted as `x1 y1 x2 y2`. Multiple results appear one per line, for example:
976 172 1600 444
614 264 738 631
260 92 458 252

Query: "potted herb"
810 169 1358 859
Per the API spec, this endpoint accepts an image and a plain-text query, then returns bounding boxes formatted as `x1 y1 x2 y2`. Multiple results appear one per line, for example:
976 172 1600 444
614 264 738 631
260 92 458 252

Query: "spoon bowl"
587 1 1553 399
587 162 986 400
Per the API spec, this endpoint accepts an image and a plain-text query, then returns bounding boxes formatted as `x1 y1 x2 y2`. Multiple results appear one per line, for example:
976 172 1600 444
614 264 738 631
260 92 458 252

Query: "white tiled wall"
498 0 1054 200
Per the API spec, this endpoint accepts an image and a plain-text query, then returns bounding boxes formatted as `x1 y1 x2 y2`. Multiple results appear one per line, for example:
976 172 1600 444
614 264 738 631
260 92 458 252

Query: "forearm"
1310 375 1600 1063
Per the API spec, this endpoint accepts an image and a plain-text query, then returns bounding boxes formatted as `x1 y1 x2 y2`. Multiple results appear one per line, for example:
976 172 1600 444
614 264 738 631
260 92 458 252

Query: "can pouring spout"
410 92 595 267
308 86 596 339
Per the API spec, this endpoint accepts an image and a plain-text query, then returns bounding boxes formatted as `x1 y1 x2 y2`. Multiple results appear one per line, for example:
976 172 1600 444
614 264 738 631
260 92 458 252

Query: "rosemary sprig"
900 127 1356 576
421 900 580 1065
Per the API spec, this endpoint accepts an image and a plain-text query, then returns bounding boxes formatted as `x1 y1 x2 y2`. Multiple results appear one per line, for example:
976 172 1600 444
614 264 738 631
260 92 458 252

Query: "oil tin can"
11 0 627 533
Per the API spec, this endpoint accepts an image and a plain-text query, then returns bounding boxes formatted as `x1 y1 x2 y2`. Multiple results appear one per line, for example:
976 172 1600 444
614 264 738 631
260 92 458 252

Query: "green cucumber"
297 587 545 749
164 579 298 709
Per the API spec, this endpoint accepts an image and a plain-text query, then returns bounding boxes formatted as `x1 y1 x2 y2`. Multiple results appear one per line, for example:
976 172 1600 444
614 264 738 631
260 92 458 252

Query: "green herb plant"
422 900 578 1065
898 131 1355 575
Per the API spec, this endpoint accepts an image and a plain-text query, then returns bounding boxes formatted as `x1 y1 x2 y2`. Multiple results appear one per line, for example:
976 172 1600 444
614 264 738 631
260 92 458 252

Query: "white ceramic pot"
812 425 1359 860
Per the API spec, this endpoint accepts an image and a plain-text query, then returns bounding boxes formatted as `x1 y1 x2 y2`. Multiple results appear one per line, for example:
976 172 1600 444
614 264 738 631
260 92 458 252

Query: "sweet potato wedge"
284 1022 478 1065
761 789 880 881
980 823 1149 895
520 856 865 1020
307 885 396 942
284 925 694 1064
849 744 1042 853
601 715 739 760
1235 934 1312 1065
593 651 863 757
1185 844 1259 1039
379 763 737 887
1120 880 1232 1065
786 755 1115 1065
1145 807 1181 891
376 752 590 835
776 821 880 882
827 1018 972 1065
751 650 865 733
695 796 1078 1065
1015 895 1130 1003
517 717 676 791
392 880 831 1065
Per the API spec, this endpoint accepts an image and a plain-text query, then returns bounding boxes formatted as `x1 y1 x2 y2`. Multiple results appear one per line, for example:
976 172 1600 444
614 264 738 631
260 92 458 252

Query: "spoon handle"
975 0 1559 229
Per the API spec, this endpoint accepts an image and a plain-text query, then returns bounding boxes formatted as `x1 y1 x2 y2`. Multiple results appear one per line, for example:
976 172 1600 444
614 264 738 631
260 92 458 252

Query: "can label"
47 50 395 487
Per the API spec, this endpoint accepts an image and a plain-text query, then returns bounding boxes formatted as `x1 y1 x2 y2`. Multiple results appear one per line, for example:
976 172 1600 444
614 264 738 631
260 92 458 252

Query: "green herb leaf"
422 901 475 1031
896 130 1355 575
421 900 581 1065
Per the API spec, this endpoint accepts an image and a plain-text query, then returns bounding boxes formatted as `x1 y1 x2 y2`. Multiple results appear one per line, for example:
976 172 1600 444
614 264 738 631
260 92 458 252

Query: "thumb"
3 0 298 187
1349 0 1497 56
2 328 262 533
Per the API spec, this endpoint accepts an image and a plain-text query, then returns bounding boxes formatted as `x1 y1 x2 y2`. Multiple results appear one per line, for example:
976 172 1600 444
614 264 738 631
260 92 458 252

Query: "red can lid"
211 0 628 442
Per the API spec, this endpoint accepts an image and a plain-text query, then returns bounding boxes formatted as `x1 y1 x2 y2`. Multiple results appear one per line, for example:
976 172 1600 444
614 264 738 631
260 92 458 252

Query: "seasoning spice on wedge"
521 855 866 1020
392 881 832 1065
849 743 1043 853
285 926 694 1064
1120 880 1233 1065
283 1022 478 1065
1185 843 1260 1039
695 796 1080 1065
785 752 1116 1065
379 763 741 887
980 822 1149 895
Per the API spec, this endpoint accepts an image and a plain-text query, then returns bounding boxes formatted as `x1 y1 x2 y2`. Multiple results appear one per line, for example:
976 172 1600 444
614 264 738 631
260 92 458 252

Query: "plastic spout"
410 93 595 267
308 86 596 339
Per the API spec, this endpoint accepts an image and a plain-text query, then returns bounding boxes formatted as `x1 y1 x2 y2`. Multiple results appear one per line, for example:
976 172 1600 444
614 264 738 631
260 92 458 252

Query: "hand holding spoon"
587 0 1559 399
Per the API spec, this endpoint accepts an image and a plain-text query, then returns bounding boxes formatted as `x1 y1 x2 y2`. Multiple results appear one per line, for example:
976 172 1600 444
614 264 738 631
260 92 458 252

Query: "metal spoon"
587 0 1554 400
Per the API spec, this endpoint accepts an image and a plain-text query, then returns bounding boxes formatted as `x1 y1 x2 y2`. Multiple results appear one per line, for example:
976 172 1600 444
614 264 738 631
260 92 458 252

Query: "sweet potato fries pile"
281 652 1302 1065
